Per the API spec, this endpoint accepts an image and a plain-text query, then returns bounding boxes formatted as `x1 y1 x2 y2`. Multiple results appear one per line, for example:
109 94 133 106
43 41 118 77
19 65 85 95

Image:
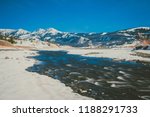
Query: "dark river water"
27 50 150 100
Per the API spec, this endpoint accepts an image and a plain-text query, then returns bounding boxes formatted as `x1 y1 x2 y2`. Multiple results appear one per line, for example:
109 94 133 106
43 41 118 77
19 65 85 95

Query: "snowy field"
64 48 150 62
0 48 91 99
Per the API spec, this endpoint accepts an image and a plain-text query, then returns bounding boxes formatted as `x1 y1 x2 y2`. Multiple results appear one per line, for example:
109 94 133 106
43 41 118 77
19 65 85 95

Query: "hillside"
0 40 13 47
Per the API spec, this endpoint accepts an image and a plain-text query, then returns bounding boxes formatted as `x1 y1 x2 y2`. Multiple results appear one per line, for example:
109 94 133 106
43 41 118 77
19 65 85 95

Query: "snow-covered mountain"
0 27 150 47
75 27 150 47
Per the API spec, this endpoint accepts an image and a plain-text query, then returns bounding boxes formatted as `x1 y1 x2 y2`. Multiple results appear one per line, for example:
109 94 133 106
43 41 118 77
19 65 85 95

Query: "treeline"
0 34 16 44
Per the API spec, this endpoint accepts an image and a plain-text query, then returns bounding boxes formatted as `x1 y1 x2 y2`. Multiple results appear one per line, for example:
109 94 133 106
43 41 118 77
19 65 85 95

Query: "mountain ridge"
0 27 150 47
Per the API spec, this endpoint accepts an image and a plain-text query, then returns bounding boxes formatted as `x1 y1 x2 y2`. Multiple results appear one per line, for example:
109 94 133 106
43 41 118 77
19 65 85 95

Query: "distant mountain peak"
101 32 107 35
17 29 30 34
134 27 150 29
0 29 16 32
121 27 150 32
47 28 61 35
36 28 46 34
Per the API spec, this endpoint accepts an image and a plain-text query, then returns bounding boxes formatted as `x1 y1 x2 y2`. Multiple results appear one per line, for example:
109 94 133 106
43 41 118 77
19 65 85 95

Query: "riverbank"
67 48 150 62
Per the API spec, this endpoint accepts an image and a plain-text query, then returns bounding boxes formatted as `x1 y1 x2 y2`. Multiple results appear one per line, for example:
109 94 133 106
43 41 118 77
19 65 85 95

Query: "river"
27 50 150 100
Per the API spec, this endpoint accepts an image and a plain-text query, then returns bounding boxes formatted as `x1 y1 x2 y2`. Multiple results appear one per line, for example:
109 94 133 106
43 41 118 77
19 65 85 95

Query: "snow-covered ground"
135 50 150 54
15 40 59 49
0 49 91 100
66 48 150 62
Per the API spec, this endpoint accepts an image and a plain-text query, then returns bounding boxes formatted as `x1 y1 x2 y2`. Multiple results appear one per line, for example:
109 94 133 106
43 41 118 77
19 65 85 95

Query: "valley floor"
0 46 150 99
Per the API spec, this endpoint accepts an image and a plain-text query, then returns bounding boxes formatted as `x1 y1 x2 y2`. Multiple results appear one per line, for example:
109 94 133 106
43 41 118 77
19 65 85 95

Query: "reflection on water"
27 50 150 100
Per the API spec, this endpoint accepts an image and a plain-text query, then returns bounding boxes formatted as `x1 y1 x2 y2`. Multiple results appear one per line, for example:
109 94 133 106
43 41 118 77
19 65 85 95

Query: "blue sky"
0 0 150 32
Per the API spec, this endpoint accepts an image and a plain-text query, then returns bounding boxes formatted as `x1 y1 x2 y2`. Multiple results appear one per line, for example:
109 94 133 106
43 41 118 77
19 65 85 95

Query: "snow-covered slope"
120 27 150 32
0 29 16 36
